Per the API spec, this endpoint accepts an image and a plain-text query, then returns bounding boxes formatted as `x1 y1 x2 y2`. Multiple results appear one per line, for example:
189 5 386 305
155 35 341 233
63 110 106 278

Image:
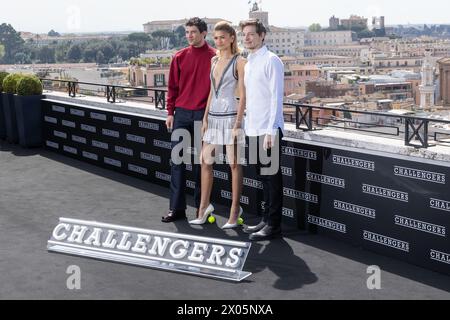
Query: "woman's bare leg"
226 144 243 224
198 143 216 218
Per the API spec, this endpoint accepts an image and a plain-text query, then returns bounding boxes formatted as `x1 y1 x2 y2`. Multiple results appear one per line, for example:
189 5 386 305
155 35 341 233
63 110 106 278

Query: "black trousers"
247 129 284 228
170 108 204 211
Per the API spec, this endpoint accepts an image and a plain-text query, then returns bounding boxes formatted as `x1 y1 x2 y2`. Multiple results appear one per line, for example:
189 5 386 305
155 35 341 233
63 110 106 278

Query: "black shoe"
243 221 267 234
249 225 281 241
161 210 186 223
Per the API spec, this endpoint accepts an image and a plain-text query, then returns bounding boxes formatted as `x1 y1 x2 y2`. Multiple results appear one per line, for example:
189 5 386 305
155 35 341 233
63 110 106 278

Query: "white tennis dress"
203 55 244 146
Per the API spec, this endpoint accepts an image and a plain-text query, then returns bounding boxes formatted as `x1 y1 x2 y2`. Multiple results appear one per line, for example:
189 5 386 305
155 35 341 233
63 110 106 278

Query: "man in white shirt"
240 19 285 241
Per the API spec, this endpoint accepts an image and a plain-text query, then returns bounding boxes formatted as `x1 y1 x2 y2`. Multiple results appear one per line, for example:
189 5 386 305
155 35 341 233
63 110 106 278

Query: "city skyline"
1 0 450 34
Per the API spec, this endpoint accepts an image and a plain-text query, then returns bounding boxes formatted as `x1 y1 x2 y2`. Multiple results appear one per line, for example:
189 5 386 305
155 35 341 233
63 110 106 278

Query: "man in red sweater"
162 17 217 223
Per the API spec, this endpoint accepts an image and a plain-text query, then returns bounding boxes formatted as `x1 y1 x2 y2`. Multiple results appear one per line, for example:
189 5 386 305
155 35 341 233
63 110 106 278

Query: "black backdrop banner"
42 100 450 276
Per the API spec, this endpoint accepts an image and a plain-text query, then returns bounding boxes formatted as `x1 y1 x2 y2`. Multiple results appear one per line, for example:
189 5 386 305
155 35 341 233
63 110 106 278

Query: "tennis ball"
208 216 216 224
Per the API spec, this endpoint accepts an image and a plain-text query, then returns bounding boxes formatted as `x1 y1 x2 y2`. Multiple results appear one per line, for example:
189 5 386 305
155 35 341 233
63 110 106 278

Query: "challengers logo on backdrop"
113 116 132 126
394 166 446 184
70 108 84 117
90 112 107 121
394 215 446 237
363 231 410 253
362 184 409 202
52 105 66 113
332 155 375 171
430 198 450 212
307 172 346 188
334 200 376 219
282 146 317 160
307 214 347 234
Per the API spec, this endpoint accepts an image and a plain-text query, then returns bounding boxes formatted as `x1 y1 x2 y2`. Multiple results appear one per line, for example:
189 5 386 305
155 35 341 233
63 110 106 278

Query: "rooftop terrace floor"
1 140 450 300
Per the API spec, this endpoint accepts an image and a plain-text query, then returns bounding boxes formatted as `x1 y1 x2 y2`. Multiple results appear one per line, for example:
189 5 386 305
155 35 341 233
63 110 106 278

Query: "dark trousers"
248 130 284 228
170 108 204 211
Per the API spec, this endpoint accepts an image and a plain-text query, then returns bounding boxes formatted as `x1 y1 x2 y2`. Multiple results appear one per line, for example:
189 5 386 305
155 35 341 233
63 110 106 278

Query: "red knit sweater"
166 43 217 116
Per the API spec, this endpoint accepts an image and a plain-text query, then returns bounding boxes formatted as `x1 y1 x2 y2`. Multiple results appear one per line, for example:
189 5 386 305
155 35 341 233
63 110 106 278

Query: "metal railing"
40 79 167 110
292 103 450 149
39 79 450 149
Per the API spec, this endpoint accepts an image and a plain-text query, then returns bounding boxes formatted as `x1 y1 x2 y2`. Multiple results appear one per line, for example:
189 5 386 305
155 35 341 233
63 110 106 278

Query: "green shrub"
2 73 24 94
0 71 9 92
16 75 43 96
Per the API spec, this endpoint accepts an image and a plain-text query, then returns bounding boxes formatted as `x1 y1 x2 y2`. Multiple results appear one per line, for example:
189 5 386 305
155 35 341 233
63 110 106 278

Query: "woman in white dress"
189 21 247 229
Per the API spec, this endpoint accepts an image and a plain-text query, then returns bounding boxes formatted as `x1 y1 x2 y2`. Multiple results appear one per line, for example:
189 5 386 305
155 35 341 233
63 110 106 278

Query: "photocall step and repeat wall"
42 100 450 276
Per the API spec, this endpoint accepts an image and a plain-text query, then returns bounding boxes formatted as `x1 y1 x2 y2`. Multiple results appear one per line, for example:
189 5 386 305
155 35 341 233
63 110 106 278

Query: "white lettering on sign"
48 218 252 282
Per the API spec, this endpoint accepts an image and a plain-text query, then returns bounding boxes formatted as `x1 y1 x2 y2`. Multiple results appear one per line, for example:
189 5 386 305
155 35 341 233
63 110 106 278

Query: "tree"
96 51 105 64
160 57 171 66
0 44 4 61
174 25 188 48
0 23 25 63
14 52 31 64
55 43 70 63
175 25 185 39
151 30 175 50
99 42 114 62
127 32 151 43
48 29 61 37
66 44 82 62
82 44 97 62
38 46 56 63
309 23 322 32
127 32 152 54
357 29 376 39
118 47 131 61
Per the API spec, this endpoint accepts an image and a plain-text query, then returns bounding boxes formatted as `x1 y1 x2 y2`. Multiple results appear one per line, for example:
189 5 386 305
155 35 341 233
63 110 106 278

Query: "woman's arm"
235 56 247 128
203 87 213 124
203 57 216 124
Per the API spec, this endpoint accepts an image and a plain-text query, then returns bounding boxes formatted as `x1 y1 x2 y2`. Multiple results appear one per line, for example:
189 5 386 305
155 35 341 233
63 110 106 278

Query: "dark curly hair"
186 17 208 33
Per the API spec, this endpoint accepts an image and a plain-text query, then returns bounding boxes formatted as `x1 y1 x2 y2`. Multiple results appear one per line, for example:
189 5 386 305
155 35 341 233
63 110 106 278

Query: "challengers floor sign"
48 218 252 281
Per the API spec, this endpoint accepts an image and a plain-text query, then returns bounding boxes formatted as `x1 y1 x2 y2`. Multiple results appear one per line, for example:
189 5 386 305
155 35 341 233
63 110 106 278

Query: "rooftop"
3 89 450 299
289 65 321 71
438 57 450 64
1 140 450 299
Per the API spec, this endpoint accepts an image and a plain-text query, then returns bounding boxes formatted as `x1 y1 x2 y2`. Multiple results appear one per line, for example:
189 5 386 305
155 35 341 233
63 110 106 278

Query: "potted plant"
14 75 44 148
2 73 23 143
0 71 9 139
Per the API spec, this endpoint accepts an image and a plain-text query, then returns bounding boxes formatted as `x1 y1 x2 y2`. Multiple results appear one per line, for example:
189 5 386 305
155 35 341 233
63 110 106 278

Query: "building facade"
370 53 424 73
282 55 359 67
248 2 269 27
300 45 369 58
340 15 368 30
419 50 436 109
284 65 322 95
263 27 305 55
129 64 170 89
143 18 230 34
329 16 340 30
438 57 450 106
304 31 355 46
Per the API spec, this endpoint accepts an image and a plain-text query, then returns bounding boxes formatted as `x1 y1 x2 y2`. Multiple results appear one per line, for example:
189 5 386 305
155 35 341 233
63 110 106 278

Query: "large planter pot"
14 95 44 148
2 93 19 144
0 93 6 139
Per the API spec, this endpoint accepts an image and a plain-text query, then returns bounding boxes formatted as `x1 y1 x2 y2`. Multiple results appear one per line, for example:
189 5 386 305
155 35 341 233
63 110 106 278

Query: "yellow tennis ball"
208 216 216 224
238 217 244 225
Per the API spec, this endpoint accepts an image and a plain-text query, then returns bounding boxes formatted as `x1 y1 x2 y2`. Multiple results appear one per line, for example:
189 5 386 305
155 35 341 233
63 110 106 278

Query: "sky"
1 0 450 34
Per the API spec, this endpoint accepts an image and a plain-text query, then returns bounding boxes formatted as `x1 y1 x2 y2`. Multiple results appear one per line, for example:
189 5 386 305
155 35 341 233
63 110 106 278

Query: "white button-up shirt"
244 45 285 137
